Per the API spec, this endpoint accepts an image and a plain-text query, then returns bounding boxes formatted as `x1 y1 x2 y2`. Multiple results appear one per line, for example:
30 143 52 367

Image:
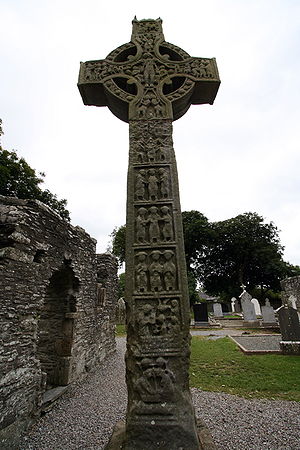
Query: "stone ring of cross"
78 18 220 122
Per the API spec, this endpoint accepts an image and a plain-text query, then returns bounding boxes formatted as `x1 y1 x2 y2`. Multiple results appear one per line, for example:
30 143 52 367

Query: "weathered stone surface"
278 306 300 341
213 302 223 318
261 299 277 325
0 195 118 448
240 291 257 322
116 298 126 324
78 17 220 449
251 298 261 316
281 275 300 319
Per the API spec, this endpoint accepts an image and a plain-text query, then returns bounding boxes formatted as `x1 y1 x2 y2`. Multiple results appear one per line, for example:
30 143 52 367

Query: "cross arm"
78 61 108 107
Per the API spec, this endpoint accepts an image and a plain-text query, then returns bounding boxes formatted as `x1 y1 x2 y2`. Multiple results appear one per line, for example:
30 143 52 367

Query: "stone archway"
37 264 80 388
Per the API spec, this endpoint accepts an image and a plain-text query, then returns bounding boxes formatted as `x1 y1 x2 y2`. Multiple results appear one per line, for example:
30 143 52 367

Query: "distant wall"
0 195 118 449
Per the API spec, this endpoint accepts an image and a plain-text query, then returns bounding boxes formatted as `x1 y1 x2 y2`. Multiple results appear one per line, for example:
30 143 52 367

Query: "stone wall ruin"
0 195 118 448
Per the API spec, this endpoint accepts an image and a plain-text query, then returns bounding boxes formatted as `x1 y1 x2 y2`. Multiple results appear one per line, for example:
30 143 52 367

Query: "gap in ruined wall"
37 263 80 390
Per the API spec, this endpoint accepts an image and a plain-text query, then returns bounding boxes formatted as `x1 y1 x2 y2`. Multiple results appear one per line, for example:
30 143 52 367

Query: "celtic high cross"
78 18 220 450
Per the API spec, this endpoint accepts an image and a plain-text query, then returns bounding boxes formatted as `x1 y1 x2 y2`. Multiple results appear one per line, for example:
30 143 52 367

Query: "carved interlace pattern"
78 19 219 444
80 19 218 120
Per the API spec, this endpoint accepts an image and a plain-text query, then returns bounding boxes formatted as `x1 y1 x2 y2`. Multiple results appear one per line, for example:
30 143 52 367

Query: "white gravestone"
251 298 261 316
231 297 236 312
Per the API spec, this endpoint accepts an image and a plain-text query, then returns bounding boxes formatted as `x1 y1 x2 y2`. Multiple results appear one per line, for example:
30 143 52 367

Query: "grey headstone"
240 291 257 321
278 306 300 341
116 297 126 324
233 297 241 313
213 302 223 318
261 298 276 325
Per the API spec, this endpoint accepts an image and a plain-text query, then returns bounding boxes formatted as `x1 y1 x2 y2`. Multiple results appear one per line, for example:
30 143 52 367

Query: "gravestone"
240 290 259 325
278 306 300 355
213 302 223 318
251 298 261 316
193 303 209 325
78 18 220 449
116 297 126 324
281 275 300 319
231 297 241 313
261 298 277 326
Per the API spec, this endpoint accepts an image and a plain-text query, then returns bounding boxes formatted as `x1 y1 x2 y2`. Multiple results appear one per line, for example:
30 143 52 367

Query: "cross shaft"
78 18 220 450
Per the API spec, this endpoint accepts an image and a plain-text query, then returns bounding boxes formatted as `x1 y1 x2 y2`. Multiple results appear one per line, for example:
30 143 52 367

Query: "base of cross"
105 417 216 450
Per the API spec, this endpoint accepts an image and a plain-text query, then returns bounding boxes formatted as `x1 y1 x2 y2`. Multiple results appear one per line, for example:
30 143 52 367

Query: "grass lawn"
115 324 126 336
190 336 300 401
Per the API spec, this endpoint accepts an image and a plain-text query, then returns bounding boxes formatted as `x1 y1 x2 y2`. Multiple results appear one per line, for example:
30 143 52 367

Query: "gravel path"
19 337 300 450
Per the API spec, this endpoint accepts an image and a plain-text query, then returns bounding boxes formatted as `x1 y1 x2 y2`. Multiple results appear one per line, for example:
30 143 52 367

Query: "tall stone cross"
78 18 220 450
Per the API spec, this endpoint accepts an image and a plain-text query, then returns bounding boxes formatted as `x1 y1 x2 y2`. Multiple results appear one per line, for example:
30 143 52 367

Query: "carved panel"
134 167 171 202
134 249 178 293
134 356 175 403
135 205 174 245
134 297 181 337
131 136 171 164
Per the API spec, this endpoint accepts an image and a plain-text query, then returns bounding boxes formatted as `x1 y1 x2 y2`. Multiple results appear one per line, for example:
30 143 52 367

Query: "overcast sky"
1 0 300 265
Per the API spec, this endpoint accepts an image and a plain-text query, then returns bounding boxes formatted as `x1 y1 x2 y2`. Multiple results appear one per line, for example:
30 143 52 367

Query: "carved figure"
158 142 169 162
134 141 147 163
159 167 170 198
136 207 148 243
152 98 164 117
138 102 148 118
78 17 220 449
147 136 156 162
135 170 147 200
136 298 181 337
135 357 175 402
161 206 173 241
148 206 160 243
163 250 176 291
149 251 163 292
135 252 148 292
148 169 159 201
137 303 156 336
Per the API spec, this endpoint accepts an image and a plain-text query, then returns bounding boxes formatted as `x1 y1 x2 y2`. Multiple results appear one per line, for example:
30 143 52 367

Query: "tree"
0 127 70 220
110 211 296 302
181 210 212 270
198 212 290 300
109 225 126 267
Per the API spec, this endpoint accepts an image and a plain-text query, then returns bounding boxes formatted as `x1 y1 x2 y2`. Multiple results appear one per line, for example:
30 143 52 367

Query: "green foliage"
110 211 294 301
184 211 290 300
206 213 288 299
110 225 126 266
190 336 300 401
182 210 212 270
0 145 70 221
115 324 126 336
